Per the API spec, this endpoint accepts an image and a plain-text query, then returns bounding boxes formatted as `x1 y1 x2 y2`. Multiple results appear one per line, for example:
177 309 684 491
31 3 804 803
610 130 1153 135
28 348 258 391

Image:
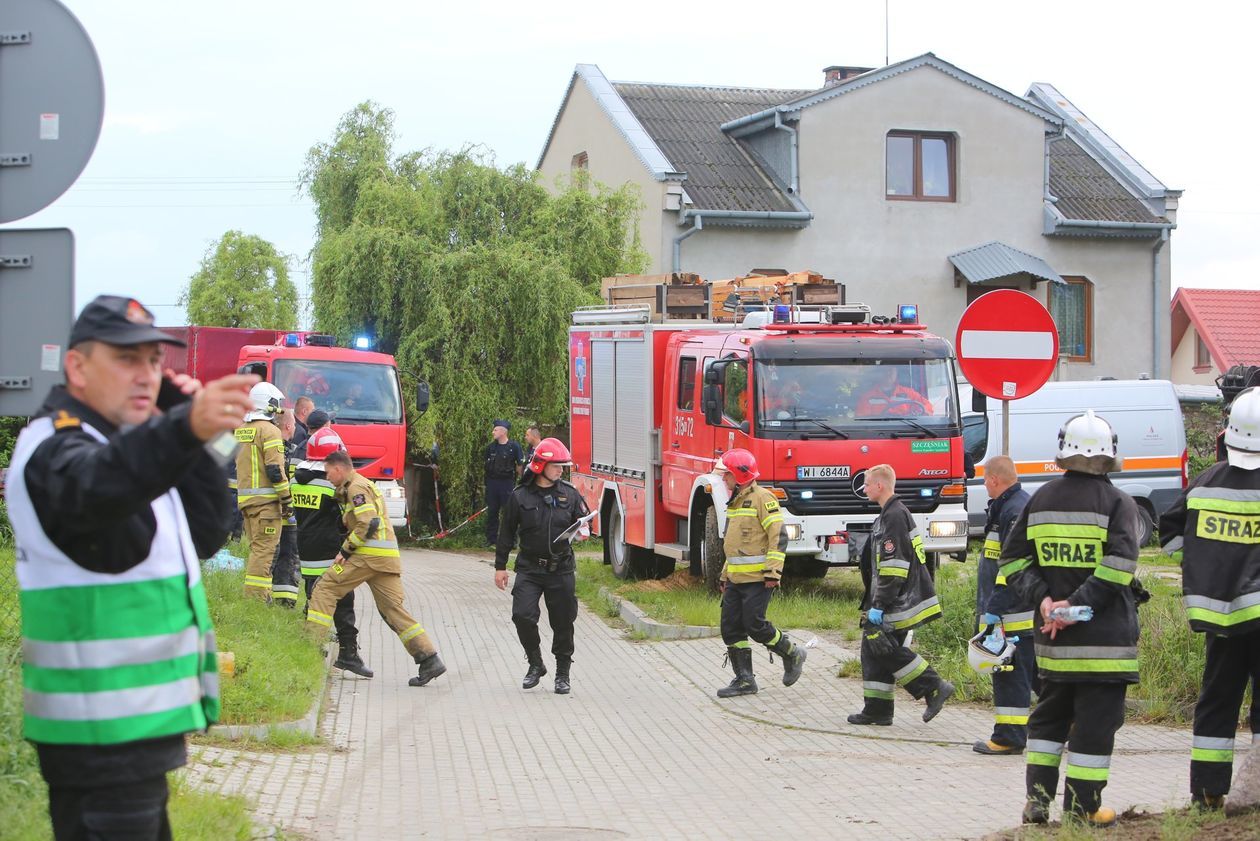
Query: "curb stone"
597 586 720 639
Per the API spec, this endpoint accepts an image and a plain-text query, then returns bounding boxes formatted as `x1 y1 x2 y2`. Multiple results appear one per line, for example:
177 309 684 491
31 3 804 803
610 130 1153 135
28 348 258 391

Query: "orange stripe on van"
974 456 1181 478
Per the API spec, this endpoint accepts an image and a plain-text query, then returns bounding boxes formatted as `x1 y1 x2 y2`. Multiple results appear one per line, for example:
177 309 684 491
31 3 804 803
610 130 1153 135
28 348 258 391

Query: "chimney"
823 65 875 87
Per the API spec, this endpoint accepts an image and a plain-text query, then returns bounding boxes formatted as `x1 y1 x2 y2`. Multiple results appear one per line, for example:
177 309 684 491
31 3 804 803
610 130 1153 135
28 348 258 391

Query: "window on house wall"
1047 276 1093 362
571 151 589 172
1195 333 1212 369
886 132 955 201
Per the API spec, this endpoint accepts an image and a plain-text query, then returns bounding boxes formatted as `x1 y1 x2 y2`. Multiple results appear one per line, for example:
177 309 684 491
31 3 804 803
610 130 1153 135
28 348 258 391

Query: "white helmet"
1225 387 1260 470
246 382 285 422
967 629 1017 675
1055 409 1120 475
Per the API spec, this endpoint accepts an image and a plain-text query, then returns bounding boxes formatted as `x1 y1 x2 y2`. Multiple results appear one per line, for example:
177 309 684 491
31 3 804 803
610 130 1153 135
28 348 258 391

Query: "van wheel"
1135 504 1155 547
701 505 725 594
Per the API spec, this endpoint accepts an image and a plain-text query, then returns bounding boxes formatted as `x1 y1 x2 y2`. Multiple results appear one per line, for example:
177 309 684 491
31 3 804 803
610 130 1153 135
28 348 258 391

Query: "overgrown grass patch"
994 803 1260 840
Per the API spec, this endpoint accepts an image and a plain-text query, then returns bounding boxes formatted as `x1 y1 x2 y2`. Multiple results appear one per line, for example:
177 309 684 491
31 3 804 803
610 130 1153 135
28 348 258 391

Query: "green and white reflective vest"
8 417 220 746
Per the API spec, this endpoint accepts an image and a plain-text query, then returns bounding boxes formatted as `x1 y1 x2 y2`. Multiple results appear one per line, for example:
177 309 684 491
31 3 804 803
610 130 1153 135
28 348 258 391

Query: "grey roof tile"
1048 135 1164 224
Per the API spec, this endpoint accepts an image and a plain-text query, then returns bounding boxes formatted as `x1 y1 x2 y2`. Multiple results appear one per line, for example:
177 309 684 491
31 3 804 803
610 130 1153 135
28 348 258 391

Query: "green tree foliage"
180 231 298 329
302 103 646 515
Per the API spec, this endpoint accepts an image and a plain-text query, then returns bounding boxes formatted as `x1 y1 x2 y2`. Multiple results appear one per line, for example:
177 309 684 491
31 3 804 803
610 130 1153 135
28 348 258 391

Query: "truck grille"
777 480 944 516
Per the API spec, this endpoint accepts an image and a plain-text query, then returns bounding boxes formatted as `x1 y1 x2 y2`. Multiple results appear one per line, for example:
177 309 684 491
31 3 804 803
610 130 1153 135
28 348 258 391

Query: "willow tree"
302 103 646 515
180 231 298 329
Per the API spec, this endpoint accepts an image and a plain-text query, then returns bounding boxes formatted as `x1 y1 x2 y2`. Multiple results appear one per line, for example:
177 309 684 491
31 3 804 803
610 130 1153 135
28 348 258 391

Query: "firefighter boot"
522 649 547 690
409 653 447 687
716 647 758 698
1021 798 1050 825
769 632 807 687
1065 807 1117 829
922 679 955 723
334 639 374 678
554 657 571 695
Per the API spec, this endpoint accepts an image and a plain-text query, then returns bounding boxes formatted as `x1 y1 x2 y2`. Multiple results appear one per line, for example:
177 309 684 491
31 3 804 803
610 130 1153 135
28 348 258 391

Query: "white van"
959 379 1188 546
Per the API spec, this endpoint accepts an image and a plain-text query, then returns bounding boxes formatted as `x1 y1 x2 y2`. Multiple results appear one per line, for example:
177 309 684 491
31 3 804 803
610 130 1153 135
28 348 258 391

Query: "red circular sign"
955 289 1059 400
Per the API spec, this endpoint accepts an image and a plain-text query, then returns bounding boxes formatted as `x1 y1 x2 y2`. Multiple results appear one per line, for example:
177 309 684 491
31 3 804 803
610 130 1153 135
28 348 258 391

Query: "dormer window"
886 132 955 202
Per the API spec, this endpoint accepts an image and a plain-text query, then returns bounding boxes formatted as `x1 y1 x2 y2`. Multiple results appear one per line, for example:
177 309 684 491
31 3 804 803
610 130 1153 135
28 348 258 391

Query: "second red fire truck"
568 302 986 587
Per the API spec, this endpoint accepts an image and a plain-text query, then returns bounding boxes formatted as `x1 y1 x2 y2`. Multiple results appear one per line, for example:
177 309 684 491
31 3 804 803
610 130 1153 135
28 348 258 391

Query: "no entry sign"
956 289 1059 400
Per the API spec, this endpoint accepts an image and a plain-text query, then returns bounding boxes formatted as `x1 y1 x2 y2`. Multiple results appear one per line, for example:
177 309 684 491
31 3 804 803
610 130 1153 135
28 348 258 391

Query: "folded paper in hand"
555 510 598 544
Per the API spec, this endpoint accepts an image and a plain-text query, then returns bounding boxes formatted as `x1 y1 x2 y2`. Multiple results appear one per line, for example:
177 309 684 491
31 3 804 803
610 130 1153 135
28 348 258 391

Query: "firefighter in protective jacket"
848 464 953 725
713 449 807 698
234 382 291 600
1160 386 1260 811
1002 410 1142 828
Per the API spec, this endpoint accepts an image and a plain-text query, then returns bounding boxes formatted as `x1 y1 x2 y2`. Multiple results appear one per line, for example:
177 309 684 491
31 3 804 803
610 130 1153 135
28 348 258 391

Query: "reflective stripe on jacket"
338 472 400 570
866 496 940 631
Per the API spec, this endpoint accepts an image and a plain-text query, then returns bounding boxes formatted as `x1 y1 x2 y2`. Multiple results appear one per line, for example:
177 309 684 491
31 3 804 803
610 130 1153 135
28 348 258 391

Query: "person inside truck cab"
856 366 932 417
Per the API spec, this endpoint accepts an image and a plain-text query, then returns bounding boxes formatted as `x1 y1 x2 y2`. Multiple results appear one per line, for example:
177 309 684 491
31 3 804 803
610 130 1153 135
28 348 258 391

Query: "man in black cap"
306 408 331 434
5 295 257 840
484 419 523 547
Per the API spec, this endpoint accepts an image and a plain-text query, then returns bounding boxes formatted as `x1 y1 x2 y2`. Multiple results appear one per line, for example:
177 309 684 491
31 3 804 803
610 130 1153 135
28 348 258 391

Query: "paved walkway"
187 549 1221 840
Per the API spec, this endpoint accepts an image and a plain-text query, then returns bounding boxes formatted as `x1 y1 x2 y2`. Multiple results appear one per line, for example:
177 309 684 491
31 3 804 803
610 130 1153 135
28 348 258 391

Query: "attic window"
886 132 955 202
1195 333 1212 369
571 152 589 172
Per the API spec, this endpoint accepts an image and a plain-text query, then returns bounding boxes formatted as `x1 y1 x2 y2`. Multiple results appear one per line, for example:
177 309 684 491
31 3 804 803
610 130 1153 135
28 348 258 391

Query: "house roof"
949 241 1065 285
612 82 812 213
1047 135 1164 223
1171 288 1260 370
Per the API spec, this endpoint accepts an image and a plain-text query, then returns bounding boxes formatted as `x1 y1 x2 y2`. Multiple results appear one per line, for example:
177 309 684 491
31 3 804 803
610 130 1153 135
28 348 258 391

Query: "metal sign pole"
1002 399 1011 456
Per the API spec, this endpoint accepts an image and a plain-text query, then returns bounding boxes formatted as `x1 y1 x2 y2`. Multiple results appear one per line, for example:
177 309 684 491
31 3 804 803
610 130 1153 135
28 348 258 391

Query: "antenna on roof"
885 0 890 66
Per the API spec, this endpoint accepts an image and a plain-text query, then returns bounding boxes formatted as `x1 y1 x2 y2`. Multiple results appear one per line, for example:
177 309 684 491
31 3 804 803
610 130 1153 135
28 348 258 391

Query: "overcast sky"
9 0 1259 325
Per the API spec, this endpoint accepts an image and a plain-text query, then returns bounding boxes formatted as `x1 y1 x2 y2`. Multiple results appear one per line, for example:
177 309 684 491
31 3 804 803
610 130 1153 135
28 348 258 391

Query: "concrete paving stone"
183 548 1221 840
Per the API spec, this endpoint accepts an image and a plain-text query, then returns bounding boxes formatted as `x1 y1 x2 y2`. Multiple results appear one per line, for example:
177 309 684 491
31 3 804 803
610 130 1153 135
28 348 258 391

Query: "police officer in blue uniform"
484 419 523 547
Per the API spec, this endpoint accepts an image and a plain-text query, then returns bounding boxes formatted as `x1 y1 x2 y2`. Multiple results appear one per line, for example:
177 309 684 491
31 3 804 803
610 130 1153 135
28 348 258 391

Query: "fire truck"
568 303 984 587
162 326 424 527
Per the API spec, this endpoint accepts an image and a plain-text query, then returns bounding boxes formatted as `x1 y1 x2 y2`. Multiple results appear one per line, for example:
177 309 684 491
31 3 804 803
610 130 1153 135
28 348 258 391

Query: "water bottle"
981 631 1007 655
1050 605 1093 623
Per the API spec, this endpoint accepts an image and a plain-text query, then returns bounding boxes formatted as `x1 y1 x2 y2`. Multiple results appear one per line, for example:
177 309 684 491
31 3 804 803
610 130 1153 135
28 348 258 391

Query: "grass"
995 804 1260 839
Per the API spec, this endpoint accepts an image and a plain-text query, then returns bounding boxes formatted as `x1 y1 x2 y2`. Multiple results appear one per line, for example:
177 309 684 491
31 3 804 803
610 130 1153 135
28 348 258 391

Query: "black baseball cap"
69 295 186 348
307 409 330 430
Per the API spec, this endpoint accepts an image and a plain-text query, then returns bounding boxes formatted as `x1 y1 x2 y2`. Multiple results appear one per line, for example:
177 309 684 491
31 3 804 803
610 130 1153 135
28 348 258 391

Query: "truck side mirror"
416 381 430 415
961 413 989 465
239 362 266 378
702 383 723 426
971 389 987 414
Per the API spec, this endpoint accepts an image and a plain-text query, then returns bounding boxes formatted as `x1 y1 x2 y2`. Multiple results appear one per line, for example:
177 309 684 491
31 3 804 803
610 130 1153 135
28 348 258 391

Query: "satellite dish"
0 0 105 223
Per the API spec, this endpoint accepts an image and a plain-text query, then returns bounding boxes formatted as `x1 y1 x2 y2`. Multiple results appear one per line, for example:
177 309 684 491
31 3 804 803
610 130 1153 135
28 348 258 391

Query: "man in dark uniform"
1161 386 1260 812
522 424 542 471
269 407 301 607
291 395 314 455
494 438 588 694
848 463 953 726
974 454 1036 755
1002 410 1142 828
484 419 523 547
6 295 255 840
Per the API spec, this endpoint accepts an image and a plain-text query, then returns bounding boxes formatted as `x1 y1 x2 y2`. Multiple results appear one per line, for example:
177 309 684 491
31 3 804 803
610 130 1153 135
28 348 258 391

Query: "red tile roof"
1171 287 1260 369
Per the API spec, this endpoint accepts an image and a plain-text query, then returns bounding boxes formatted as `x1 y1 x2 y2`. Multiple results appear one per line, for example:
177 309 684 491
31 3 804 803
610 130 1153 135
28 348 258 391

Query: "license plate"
796 465 851 480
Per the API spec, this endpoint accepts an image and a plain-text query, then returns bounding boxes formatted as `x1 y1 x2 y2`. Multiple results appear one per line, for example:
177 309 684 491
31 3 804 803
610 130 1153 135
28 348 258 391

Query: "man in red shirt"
856 367 932 417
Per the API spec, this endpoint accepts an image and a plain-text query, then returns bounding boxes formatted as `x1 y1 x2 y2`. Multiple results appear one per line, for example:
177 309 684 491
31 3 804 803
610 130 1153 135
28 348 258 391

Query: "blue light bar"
283 333 301 347
898 304 918 324
773 304 791 324
353 336 373 350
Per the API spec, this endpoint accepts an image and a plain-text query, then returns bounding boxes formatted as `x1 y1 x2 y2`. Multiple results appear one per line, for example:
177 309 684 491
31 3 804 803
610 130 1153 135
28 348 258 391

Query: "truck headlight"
783 524 802 541
928 520 966 538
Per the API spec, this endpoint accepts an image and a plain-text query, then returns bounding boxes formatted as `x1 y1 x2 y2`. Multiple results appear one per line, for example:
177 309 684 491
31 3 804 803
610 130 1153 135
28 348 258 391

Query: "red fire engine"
568 303 984 586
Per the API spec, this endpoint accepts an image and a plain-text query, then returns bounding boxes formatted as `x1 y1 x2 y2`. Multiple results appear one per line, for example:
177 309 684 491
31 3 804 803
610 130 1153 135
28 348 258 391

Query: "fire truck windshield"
272 360 403 424
755 358 959 439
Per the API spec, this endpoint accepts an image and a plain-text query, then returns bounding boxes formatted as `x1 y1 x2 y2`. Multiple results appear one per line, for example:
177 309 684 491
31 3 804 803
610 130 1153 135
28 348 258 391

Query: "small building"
1170 287 1260 385
538 54 1180 379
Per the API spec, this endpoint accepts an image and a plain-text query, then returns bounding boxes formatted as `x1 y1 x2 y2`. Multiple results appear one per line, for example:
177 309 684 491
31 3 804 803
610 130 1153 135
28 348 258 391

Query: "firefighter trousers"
302 574 358 644
991 634 1039 749
1026 681 1127 816
859 627 944 718
306 556 436 660
270 518 301 606
1191 631 1260 798
720 582 779 649
511 569 577 660
241 505 281 600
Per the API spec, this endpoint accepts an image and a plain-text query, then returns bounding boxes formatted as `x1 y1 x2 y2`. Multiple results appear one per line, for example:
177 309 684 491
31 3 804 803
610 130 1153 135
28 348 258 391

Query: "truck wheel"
605 504 634 579
1135 504 1155 548
701 505 725 593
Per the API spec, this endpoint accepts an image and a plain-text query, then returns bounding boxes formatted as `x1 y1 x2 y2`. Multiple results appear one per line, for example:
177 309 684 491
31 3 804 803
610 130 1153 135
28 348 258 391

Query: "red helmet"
527 437 572 474
716 449 759 483
306 428 346 461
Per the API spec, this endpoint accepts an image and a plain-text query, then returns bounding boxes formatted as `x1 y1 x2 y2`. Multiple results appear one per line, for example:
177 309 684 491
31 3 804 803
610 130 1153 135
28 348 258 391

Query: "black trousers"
485 478 515 544
991 634 1039 749
270 520 301 604
720 581 779 648
1026 681 1128 815
303 573 357 642
859 626 942 717
48 775 171 841
511 570 577 660
1192 631 1260 798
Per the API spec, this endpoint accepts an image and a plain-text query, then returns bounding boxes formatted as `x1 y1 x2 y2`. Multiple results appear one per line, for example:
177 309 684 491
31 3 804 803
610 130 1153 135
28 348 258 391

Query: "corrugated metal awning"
949 241 1065 285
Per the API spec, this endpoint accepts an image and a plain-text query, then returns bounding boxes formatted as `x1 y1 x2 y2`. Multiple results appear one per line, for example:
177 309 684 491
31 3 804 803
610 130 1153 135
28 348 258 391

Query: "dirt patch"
625 570 701 593
983 806 1260 840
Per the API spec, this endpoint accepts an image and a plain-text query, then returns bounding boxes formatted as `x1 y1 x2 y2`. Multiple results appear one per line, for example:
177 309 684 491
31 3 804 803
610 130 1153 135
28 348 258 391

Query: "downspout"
773 112 800 196
672 215 702 273
1152 228 1169 379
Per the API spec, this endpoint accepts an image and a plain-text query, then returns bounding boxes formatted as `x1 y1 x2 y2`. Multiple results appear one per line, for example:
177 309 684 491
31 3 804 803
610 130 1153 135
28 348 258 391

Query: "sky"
7 0 1259 327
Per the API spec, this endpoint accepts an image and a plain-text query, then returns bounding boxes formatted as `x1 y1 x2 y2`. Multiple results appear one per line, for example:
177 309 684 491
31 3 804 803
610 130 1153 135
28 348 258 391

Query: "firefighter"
713 449 807 698
293 428 370 677
494 438 588 694
234 381 292 600
1159 386 1260 811
855 366 932 417
306 450 447 687
848 463 952 724
973 454 1036 755
268 406 301 607
1001 410 1142 828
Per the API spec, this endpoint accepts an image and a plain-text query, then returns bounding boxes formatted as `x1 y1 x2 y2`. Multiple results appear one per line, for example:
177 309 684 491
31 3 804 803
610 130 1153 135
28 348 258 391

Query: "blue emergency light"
353 335 373 350
283 333 301 347
898 304 918 324
773 304 791 324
